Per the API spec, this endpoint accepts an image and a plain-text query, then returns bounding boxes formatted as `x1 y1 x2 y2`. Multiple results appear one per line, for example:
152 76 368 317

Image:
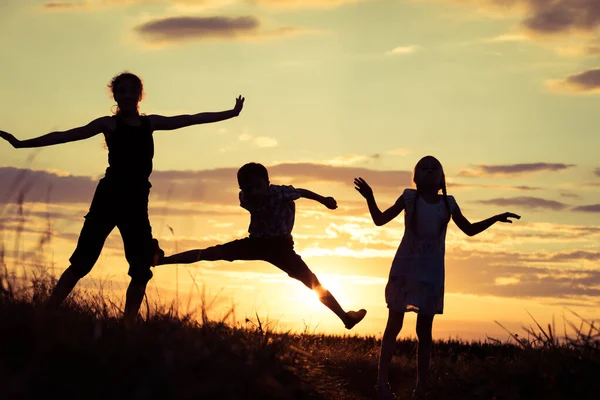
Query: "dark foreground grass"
1 268 598 400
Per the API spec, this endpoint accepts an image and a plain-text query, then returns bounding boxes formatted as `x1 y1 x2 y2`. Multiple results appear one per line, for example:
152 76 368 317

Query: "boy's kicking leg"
271 249 366 330
156 237 367 329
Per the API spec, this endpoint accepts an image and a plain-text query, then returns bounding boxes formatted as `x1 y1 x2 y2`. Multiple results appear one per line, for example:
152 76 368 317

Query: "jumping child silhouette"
157 162 367 330
0 72 244 326
354 155 520 400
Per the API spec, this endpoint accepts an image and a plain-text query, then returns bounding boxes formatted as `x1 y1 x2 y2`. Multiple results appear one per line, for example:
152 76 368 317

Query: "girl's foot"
376 382 396 400
344 309 367 330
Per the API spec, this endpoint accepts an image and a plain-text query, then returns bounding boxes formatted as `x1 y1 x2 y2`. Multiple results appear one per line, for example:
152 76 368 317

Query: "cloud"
546 67 600 94
442 1 600 61
458 162 576 177
572 204 600 213
560 191 582 199
43 0 364 12
135 16 303 45
477 196 569 211
519 0 600 37
249 0 363 9
0 164 412 207
447 0 600 38
444 248 600 299
326 154 381 167
482 33 528 43
450 183 541 191
385 45 420 55
43 1 93 10
237 133 279 148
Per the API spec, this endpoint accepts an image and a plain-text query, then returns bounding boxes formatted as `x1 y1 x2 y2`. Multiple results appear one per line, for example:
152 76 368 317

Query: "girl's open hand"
0 131 21 148
354 177 374 199
496 212 521 223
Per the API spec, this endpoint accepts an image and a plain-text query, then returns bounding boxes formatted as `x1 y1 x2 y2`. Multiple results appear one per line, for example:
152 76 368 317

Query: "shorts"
200 235 321 290
67 179 154 283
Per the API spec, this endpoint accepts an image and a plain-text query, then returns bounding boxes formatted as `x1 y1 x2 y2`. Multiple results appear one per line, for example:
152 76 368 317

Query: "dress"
385 189 457 315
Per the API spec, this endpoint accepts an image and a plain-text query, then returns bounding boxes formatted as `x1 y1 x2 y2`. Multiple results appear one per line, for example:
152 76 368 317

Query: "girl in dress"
354 155 520 399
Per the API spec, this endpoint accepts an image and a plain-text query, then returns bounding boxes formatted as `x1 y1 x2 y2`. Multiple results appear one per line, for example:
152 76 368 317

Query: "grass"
1 266 598 400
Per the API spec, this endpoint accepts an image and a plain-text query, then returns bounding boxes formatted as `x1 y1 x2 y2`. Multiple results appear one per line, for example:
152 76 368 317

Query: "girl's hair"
107 72 144 115
237 162 270 186
410 155 451 236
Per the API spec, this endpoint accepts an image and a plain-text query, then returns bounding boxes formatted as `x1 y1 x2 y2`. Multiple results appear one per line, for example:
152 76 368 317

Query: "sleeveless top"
390 189 458 287
103 115 154 188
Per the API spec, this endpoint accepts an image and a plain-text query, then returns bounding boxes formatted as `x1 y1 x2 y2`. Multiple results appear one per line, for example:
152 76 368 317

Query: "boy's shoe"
344 309 367 330
151 238 164 267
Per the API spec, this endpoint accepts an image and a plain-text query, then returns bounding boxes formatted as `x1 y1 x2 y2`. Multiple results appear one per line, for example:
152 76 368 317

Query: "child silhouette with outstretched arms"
157 162 367 330
354 155 520 400
0 72 244 326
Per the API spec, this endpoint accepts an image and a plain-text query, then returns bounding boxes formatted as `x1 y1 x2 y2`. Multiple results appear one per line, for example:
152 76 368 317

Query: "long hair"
410 155 451 237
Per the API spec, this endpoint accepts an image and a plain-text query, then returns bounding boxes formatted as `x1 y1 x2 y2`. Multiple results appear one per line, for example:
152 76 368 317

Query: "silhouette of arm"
367 195 405 226
354 177 404 226
452 207 520 236
148 96 245 131
297 188 337 209
0 117 108 149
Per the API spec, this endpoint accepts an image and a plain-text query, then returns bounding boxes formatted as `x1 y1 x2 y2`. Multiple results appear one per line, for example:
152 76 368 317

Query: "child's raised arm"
354 177 404 226
452 206 520 236
0 117 109 149
297 188 337 210
148 96 244 131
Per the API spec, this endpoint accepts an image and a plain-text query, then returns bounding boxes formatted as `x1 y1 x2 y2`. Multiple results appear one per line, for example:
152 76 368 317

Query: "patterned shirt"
239 184 302 238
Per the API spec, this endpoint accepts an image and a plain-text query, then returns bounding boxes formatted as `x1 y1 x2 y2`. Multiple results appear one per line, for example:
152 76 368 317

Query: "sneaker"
151 238 164 267
344 309 367 330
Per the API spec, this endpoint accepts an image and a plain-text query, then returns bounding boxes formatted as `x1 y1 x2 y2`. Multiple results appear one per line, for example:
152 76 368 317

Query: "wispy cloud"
134 15 305 46
326 154 381 167
572 204 600 213
458 162 576 177
385 45 420 55
546 68 600 94
477 196 569 211
43 0 364 12
481 33 528 43
237 133 279 148
250 0 364 9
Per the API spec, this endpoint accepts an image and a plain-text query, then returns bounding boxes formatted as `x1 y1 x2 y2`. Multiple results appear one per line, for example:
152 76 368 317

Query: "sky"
0 0 599 341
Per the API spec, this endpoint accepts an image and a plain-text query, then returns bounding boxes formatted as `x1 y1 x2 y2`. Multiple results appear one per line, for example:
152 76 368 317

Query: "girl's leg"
47 214 115 309
378 310 405 388
415 314 435 396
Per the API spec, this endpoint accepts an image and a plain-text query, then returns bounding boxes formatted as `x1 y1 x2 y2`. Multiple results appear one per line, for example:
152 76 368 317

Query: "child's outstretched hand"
496 212 521 223
322 196 337 210
354 177 373 199
0 131 21 148
233 95 245 116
